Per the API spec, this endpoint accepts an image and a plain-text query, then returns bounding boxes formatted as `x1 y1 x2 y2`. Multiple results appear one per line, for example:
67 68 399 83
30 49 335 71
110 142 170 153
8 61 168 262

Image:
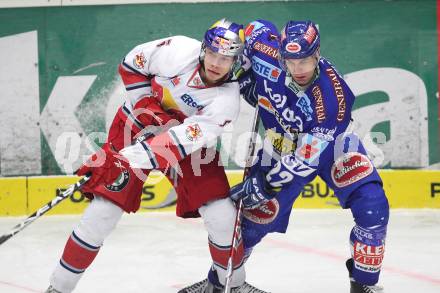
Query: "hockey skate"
178 278 270 293
44 286 62 293
346 259 384 293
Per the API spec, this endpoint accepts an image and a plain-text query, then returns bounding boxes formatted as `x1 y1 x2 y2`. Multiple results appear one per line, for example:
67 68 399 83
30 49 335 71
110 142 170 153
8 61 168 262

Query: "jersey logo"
133 52 146 69
105 169 130 192
295 133 329 165
252 56 281 82
325 67 346 122
243 198 279 224
331 152 374 188
258 95 298 138
156 39 172 47
311 126 336 142
180 94 204 111
296 94 313 121
171 76 180 87
219 120 231 127
279 155 315 177
265 129 296 155
187 66 206 88
312 85 326 123
185 123 203 141
262 80 304 133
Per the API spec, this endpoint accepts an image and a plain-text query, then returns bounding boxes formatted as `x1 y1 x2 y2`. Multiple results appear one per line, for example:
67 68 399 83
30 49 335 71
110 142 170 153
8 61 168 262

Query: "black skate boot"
346 258 384 293
177 278 270 293
177 278 213 293
44 286 62 293
178 268 270 293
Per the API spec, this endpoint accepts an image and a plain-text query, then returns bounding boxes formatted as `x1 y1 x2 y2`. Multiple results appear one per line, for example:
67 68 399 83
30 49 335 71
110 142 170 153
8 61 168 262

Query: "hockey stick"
0 115 173 246
0 175 90 245
0 120 172 246
224 107 260 293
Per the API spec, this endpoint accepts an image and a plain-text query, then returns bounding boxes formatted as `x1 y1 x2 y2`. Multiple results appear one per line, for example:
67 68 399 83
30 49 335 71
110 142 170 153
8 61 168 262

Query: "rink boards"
0 170 439 216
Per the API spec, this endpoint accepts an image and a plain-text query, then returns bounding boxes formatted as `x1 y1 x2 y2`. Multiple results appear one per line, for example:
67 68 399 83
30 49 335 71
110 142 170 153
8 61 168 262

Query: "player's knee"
74 196 124 247
199 198 237 243
350 182 389 228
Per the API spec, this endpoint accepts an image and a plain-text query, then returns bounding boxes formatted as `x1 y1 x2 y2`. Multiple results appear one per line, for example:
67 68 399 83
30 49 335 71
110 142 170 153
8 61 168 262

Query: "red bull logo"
214 36 232 50
185 123 203 141
133 52 146 69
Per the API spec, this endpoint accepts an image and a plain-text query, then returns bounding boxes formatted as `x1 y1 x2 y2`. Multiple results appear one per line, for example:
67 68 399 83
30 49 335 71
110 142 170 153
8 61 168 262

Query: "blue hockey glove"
230 170 277 210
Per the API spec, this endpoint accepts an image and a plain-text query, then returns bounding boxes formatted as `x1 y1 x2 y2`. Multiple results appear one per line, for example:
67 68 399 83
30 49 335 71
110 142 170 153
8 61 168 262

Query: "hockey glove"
75 143 131 189
230 170 277 210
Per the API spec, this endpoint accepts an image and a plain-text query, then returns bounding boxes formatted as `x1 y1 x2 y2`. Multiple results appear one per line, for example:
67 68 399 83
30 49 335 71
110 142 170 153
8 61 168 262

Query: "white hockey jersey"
117 36 240 169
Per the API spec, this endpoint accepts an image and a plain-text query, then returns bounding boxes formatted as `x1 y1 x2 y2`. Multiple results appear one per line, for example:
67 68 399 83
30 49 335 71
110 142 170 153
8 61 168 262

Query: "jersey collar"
187 64 208 89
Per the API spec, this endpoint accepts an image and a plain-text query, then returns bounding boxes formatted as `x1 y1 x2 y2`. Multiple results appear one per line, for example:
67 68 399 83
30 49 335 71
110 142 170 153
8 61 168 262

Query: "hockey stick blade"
0 176 90 246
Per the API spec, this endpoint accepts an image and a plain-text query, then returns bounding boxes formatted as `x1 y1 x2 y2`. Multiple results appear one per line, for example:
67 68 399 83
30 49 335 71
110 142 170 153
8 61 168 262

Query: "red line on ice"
0 280 41 292
267 239 440 286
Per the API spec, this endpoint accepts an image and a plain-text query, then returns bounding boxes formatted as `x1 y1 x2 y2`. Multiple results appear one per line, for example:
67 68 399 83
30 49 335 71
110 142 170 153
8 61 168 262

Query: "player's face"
285 54 318 86
203 48 235 83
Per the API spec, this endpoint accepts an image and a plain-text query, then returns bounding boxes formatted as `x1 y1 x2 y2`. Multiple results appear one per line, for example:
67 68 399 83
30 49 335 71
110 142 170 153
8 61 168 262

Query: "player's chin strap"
0 175 90 246
223 106 261 293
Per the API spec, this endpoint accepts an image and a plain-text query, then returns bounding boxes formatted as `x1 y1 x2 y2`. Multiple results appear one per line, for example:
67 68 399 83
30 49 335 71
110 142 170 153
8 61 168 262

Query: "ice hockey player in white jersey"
45 19 264 293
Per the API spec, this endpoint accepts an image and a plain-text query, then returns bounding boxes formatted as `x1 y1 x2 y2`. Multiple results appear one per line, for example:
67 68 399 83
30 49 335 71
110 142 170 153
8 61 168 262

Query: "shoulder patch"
133 52 146 69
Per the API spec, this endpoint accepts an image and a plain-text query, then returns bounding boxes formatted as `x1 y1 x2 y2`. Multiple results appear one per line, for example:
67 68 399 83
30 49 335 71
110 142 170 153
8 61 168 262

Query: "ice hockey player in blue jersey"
229 19 389 293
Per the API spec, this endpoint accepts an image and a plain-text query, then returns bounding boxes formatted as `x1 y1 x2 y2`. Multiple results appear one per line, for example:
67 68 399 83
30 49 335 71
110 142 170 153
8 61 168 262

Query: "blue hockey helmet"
202 18 245 57
279 20 320 61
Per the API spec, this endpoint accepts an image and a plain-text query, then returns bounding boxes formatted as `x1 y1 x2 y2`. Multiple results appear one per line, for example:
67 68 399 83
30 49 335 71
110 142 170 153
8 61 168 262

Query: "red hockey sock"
59 231 100 274
208 237 244 270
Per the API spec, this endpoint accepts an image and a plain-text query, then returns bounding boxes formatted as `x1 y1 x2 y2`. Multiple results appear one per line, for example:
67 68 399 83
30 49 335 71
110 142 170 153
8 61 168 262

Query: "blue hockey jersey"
239 19 382 208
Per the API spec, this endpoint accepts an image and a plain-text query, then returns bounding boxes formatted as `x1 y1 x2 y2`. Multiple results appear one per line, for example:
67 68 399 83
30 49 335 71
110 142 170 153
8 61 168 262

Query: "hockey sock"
199 198 246 287
208 236 245 272
49 196 123 292
349 183 389 285
60 231 100 274
49 232 100 293
349 224 387 285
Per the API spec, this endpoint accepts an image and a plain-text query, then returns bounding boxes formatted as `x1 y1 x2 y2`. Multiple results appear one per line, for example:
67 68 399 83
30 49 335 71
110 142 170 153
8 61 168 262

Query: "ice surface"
0 210 439 293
